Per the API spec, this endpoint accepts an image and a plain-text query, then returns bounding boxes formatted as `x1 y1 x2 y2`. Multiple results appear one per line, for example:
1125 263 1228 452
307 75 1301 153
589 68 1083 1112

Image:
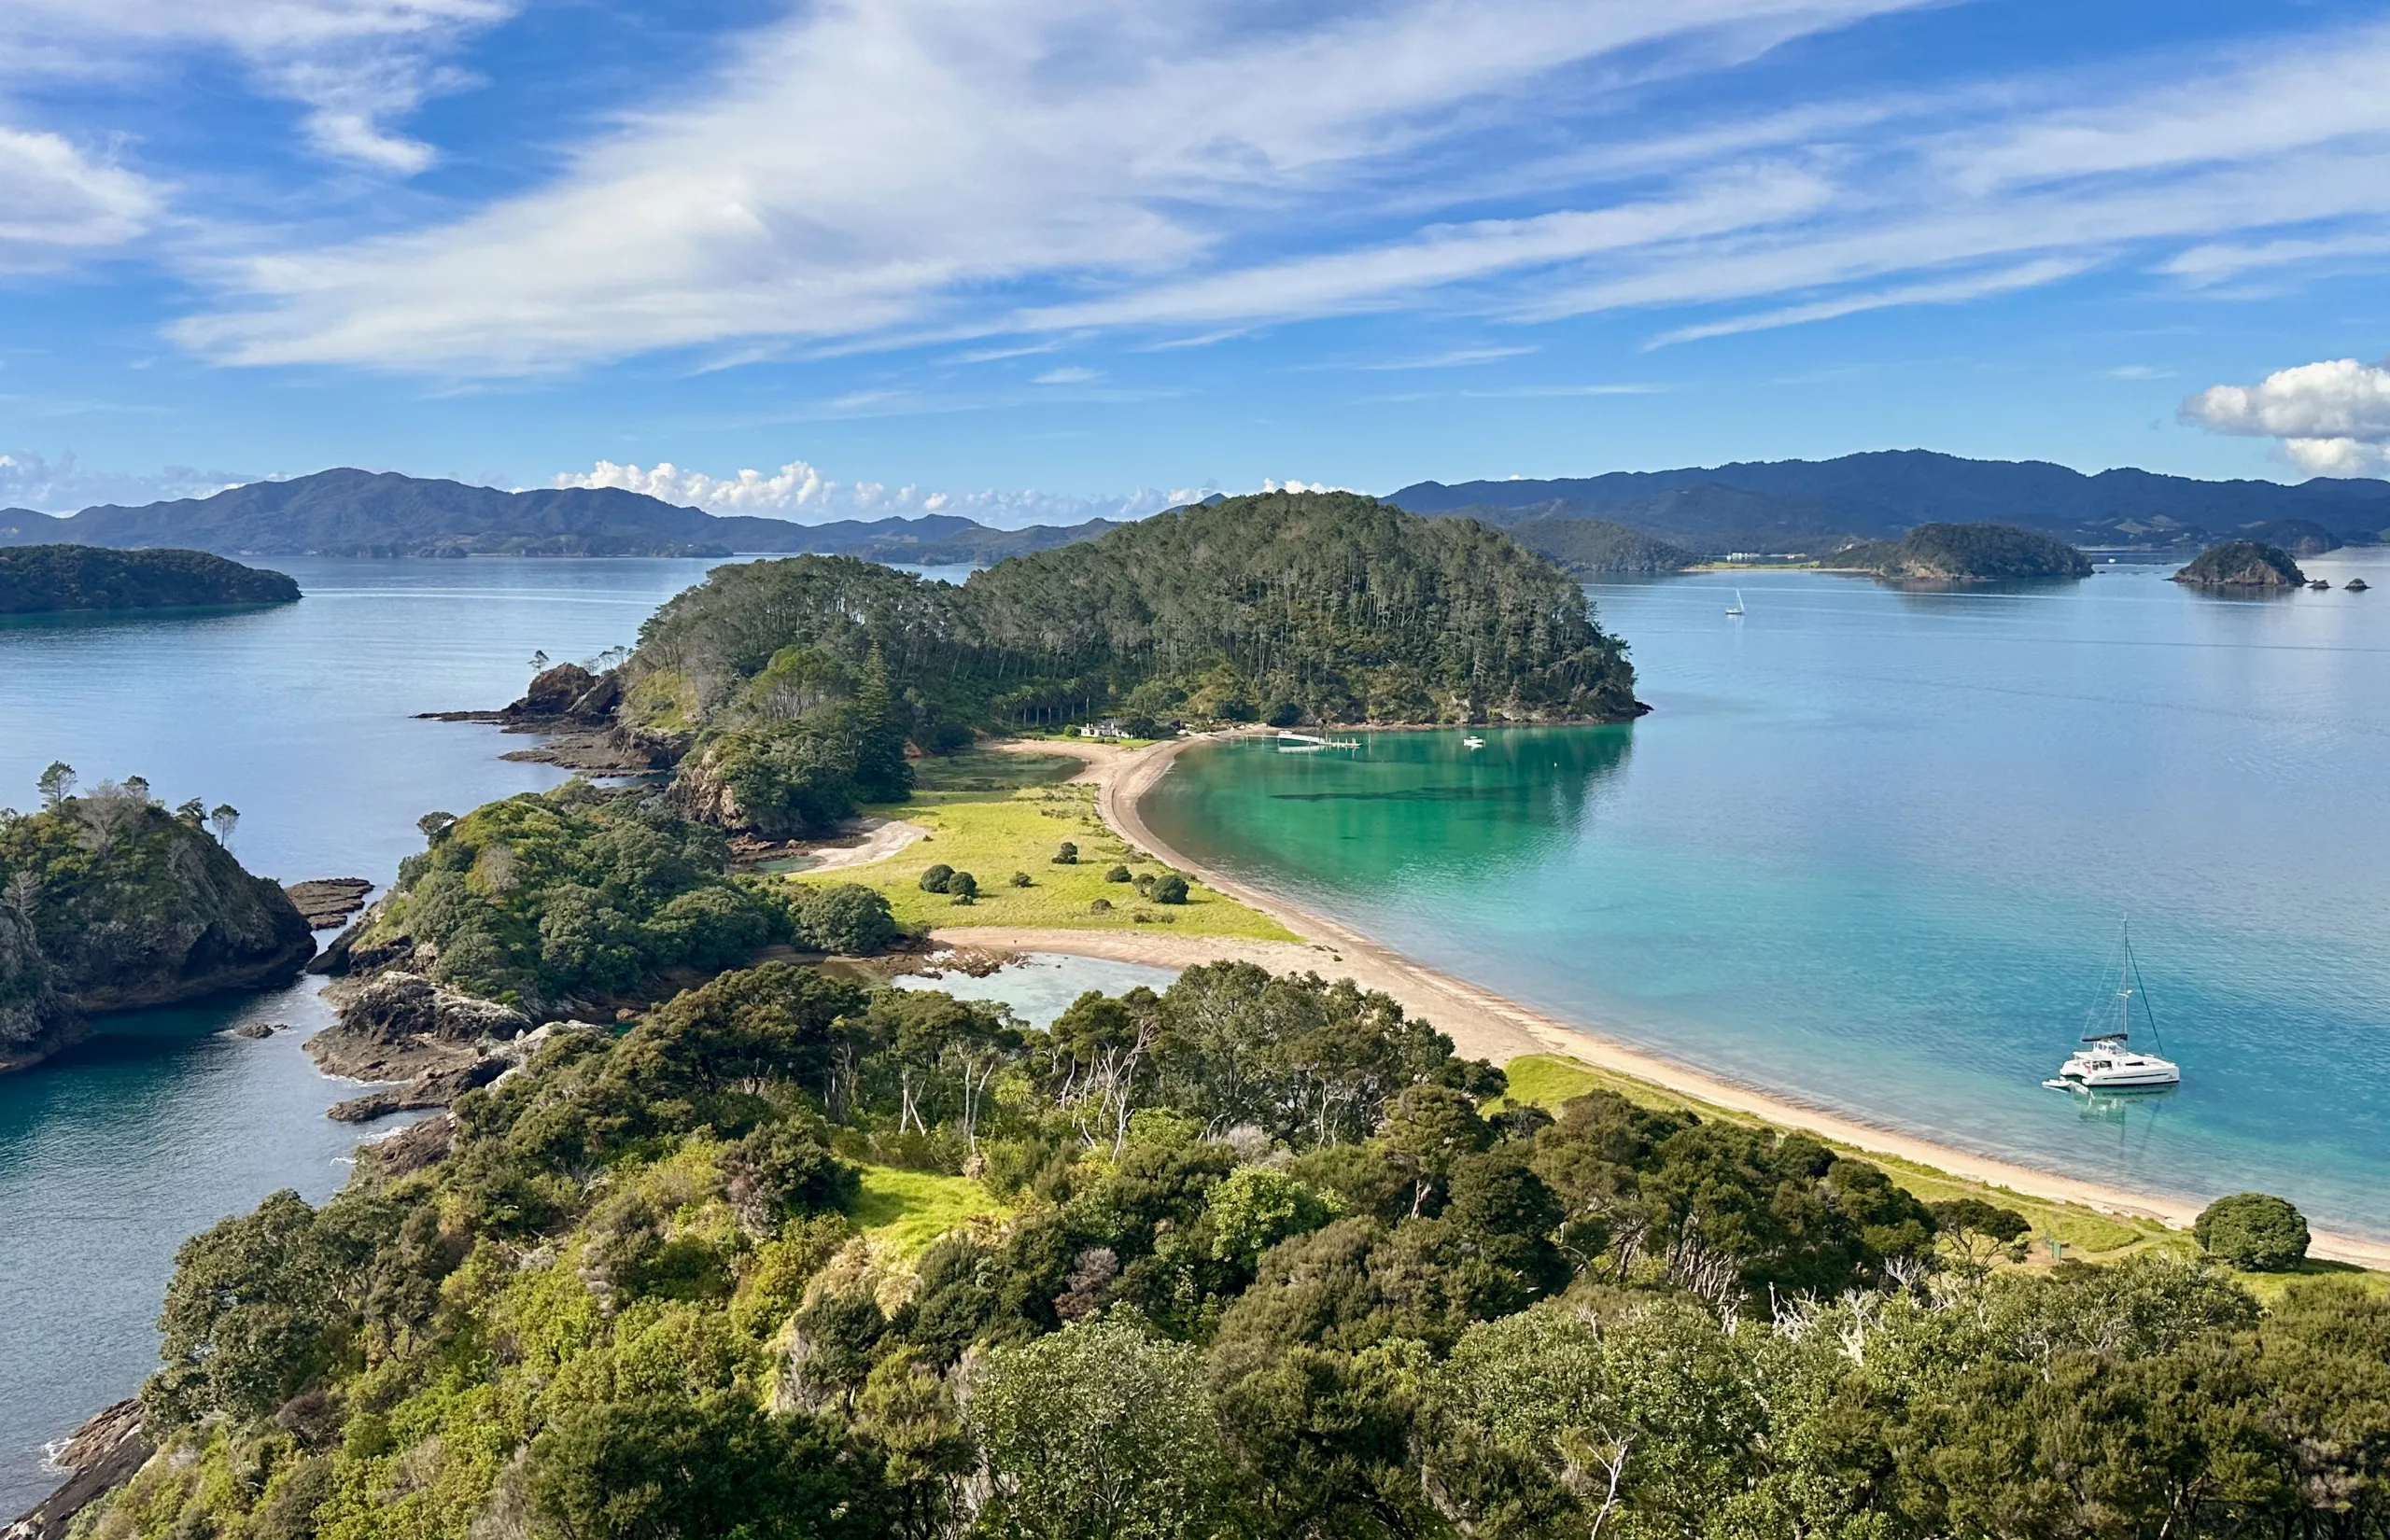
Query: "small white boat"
1462 735 1485 749
2048 924 2180 1092
1725 589 1745 616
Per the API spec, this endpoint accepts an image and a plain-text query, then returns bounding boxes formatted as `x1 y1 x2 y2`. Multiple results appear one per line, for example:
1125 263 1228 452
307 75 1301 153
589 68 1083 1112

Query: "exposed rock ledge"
310 973 601 1121
6 1399 149 1540
283 877 373 931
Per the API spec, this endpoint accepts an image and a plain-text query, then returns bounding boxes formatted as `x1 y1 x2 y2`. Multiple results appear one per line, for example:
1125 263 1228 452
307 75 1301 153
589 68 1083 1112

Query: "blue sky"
5 0 2390 524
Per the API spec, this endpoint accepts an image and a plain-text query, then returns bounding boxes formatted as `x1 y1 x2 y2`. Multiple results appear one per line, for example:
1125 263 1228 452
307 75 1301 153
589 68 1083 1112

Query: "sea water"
1140 557 2390 1241
0 557 721 1508
0 553 992 1506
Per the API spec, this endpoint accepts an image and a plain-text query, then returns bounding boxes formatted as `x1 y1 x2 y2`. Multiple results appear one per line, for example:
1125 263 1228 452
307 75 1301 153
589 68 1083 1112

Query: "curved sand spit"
957 733 2390 1268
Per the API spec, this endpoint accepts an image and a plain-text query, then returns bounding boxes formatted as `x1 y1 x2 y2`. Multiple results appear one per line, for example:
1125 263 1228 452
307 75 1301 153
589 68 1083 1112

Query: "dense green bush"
919 863 953 893
108 949 2390 1540
793 883 898 955
2196 1191 2311 1271
1150 874 1189 904
351 782 892 1014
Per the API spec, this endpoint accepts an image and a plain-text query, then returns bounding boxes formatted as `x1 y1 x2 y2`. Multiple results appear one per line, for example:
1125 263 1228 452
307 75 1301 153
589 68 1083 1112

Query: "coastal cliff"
0 780 315 1069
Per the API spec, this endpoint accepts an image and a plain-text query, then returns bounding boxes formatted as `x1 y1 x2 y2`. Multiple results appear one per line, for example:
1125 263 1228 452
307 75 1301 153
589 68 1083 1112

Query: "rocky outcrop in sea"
0 791 316 1071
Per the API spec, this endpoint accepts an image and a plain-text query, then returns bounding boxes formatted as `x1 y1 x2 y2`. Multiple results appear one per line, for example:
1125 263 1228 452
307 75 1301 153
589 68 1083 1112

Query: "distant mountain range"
0 469 1118 564
1391 450 2390 555
5 453 2384 569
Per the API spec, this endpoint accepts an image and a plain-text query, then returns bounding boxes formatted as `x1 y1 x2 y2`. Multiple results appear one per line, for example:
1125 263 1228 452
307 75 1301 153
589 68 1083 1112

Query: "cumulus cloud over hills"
554 458 1218 529
2183 360 2390 477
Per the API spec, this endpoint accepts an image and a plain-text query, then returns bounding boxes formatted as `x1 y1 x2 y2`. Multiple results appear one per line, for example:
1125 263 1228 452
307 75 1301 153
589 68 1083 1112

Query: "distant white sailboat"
2045 924 2180 1092
1725 589 1746 616
1462 735 1485 749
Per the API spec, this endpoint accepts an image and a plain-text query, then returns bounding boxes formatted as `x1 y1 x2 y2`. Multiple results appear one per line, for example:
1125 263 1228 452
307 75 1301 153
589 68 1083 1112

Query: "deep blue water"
0 558 721 1509
1142 555 2390 1243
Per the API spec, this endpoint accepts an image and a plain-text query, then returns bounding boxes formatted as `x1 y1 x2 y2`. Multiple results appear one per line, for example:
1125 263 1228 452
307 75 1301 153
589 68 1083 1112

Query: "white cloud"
0 0 510 173
2180 358 2390 477
0 451 250 512
1031 367 1103 385
1643 257 2097 346
554 457 1217 529
0 129 156 268
136 5 2390 369
168 0 1928 370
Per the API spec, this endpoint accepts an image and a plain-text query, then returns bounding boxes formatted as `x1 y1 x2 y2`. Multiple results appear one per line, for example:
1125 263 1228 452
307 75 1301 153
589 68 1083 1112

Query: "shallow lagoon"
1143 557 2390 1241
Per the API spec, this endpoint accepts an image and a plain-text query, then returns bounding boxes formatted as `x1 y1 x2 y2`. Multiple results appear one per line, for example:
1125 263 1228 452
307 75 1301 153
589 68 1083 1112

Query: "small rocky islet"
0 775 316 1071
2171 539 2309 589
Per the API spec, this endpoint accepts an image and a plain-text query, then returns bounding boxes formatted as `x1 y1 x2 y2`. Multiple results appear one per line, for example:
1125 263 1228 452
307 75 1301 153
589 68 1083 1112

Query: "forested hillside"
77 941 2390 1540
0 469 1116 561
0 546 298 612
620 491 1641 833
1828 522 2092 581
1396 449 2390 554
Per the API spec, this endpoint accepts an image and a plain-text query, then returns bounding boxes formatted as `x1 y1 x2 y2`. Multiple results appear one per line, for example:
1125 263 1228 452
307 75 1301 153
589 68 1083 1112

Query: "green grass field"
850 1165 1012 1256
817 781 1297 941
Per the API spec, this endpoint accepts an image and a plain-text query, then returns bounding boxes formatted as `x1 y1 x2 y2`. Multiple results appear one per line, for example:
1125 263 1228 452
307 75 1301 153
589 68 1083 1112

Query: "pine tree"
851 646 914 803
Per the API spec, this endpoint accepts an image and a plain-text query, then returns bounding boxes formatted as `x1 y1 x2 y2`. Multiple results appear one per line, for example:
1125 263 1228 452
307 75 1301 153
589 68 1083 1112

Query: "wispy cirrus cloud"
0 0 511 173
0 129 156 268
134 4 2390 374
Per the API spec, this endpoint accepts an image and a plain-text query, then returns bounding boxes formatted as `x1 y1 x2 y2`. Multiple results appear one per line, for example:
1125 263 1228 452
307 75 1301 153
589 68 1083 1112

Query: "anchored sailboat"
1725 589 1746 616
2046 923 2180 1092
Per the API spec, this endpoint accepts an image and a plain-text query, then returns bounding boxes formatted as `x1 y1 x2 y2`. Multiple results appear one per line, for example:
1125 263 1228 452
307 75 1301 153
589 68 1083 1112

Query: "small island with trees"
0 764 314 1070
0 545 301 615
1825 522 2093 581
2172 539 2309 589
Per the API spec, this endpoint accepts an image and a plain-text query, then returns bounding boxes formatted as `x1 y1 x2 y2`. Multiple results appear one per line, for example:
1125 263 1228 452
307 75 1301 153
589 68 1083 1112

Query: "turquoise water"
0 558 723 1509
1142 557 2390 1241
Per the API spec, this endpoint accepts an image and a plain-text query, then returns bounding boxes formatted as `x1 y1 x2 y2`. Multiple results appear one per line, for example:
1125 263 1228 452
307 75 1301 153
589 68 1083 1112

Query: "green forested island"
0 545 300 614
608 491 1641 834
65 939 2390 1540
0 770 314 1067
2173 539 2309 589
1827 522 2092 581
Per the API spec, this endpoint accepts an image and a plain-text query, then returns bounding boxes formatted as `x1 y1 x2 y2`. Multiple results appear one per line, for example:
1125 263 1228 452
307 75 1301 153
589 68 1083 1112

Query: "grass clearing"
851 1165 1011 1257
808 782 1296 941
1496 1052 2162 1262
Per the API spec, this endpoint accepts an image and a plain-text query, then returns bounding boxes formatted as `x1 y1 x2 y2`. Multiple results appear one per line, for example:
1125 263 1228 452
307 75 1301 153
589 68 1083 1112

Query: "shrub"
1151 875 1188 904
1264 701 1302 728
1090 898 1113 914
1008 871 1032 888
1117 714 1160 739
1132 874 1156 895
797 884 898 955
2196 1192 2310 1271
949 872 978 904
919 863 954 894
1105 864 1132 883
1053 842 1079 865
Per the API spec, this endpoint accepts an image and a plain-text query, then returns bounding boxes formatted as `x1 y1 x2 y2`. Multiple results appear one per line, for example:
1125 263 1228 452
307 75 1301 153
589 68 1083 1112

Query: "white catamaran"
2046 924 2181 1092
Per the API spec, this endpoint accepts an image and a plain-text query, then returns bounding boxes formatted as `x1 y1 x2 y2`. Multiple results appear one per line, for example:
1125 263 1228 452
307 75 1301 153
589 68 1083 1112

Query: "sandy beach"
966 732 2390 1269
